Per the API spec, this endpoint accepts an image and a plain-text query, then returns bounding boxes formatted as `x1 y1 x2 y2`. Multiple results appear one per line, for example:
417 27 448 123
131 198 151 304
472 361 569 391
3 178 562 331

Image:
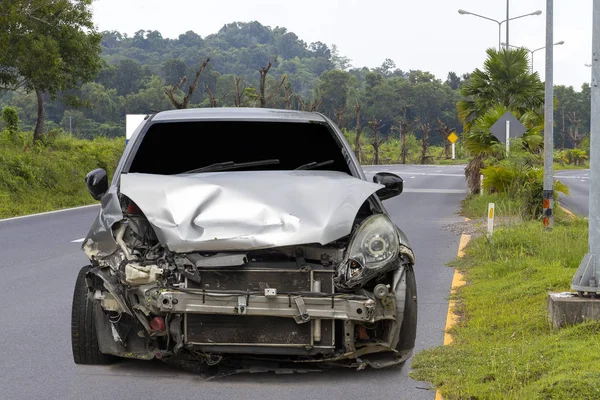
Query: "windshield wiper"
294 160 334 170
183 159 280 174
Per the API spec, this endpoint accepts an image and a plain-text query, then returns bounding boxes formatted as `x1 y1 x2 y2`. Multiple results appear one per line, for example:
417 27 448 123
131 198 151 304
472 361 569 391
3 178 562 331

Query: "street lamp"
458 8 542 51
502 41 565 72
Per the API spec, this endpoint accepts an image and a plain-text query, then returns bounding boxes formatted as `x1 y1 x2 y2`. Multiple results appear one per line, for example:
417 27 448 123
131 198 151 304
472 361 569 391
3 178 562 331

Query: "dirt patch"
443 216 523 238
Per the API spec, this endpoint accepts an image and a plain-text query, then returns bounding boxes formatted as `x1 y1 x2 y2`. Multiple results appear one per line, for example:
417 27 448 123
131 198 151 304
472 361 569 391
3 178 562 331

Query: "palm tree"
458 48 544 132
459 48 545 193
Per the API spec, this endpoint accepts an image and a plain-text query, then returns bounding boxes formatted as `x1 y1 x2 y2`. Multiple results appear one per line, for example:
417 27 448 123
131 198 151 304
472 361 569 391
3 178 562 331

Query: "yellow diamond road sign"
448 132 458 144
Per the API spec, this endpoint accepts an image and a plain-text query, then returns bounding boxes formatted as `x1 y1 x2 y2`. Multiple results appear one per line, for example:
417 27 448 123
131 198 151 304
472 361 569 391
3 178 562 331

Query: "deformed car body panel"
117 170 384 253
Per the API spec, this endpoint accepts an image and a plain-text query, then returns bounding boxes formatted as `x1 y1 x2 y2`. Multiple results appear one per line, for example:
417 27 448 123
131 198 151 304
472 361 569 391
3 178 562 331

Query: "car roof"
150 107 328 123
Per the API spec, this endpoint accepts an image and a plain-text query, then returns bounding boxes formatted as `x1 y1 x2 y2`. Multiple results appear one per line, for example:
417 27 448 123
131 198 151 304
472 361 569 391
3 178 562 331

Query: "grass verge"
553 162 589 171
0 130 124 218
410 196 600 399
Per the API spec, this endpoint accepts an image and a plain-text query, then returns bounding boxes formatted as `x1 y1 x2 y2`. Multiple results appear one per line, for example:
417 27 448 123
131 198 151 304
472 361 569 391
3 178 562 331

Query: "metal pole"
506 0 510 49
506 120 510 155
498 23 502 51
543 0 554 230
531 51 534 73
572 0 600 295
69 116 72 135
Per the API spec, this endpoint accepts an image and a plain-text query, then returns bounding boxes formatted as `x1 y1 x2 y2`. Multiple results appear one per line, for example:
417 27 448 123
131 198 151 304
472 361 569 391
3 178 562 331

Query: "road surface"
0 164 468 400
555 169 590 217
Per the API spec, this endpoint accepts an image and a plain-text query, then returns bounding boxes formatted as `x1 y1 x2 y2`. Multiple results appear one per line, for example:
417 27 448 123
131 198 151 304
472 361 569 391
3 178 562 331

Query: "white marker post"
487 203 495 238
452 143 456 160
506 120 511 156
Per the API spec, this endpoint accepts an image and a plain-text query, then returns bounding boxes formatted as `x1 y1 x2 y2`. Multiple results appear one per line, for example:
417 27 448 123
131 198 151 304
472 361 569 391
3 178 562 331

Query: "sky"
92 0 593 90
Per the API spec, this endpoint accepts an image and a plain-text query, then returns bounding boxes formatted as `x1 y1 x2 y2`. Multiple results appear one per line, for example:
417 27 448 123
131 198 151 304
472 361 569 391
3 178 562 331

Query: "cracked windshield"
0 0 598 399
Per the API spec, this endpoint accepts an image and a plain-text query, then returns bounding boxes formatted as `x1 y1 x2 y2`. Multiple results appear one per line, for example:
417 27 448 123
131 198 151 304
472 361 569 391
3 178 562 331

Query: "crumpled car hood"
119 170 383 252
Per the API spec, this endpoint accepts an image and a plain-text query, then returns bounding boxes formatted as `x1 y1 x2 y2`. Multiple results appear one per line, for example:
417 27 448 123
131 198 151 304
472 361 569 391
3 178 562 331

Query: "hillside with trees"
0 18 591 161
0 21 467 148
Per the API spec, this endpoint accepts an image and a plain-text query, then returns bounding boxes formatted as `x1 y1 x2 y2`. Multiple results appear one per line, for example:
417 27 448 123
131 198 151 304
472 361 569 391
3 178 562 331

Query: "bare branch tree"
233 76 245 107
368 118 387 165
164 58 210 109
283 79 293 110
335 105 345 128
418 122 433 164
567 111 584 148
258 61 273 108
354 103 362 162
265 74 288 106
436 118 453 159
298 95 321 112
392 108 412 164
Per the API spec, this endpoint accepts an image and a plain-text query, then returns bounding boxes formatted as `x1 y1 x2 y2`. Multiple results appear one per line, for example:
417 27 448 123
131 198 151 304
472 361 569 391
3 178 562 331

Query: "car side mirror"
373 172 403 200
85 168 108 201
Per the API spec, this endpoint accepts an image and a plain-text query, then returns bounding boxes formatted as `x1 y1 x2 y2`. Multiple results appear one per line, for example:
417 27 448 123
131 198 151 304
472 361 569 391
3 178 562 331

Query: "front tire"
71 266 114 365
396 264 418 353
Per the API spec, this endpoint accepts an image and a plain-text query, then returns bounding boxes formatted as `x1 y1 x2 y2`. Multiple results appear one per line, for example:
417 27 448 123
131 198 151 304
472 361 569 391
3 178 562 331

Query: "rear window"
127 121 352 175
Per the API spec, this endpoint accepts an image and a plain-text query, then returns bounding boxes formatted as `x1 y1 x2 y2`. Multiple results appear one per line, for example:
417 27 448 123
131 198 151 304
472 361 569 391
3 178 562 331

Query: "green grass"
409 207 600 399
553 162 590 170
0 130 124 218
461 193 524 220
436 158 470 165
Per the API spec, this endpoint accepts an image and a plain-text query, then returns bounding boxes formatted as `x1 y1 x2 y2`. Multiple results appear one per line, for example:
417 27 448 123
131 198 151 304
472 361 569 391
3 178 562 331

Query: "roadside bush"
481 151 569 219
0 130 124 218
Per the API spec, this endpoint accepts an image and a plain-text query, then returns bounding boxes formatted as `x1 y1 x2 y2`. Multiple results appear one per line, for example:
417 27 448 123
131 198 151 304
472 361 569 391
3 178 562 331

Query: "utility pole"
542 0 554 230
506 0 510 49
69 116 72 135
572 0 600 295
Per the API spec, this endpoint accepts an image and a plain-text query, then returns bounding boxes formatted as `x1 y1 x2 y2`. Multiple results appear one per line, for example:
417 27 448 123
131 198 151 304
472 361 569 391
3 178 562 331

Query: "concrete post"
542 0 554 230
572 0 600 295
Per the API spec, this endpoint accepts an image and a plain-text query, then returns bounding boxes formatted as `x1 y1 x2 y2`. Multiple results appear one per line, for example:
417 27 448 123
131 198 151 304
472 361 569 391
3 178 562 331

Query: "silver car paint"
116 170 383 253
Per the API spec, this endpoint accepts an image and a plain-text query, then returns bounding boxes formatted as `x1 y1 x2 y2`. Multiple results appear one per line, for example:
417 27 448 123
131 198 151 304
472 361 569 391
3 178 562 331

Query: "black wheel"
71 266 114 365
396 264 417 353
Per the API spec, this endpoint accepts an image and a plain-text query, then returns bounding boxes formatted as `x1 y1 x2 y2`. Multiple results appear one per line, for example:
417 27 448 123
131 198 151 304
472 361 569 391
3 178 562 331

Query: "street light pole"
506 0 510 49
502 41 565 73
572 0 600 295
458 9 542 51
543 0 554 230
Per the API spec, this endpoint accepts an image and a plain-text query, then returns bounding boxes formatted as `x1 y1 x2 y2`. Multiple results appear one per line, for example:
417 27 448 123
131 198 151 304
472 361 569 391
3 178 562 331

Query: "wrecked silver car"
71 108 417 373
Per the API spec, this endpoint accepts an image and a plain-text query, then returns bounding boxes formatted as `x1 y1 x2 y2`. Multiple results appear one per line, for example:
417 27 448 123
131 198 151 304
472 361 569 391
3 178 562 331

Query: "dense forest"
0 21 591 149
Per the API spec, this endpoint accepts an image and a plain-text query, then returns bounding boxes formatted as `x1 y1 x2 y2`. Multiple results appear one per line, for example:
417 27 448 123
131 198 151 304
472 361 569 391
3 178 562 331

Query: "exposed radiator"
184 264 335 354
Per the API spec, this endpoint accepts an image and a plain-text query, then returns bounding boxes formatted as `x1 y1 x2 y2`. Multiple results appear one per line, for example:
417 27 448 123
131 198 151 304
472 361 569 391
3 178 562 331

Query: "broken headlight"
336 214 400 288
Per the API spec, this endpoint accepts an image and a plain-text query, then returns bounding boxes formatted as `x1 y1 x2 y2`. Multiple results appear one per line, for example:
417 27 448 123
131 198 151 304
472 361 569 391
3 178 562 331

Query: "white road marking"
410 176 415 179
71 238 85 243
581 180 586 182
0 204 100 223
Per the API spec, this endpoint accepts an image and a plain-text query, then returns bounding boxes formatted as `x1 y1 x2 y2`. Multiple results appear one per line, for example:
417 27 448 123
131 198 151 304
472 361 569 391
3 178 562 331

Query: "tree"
0 0 102 141
458 48 544 132
318 69 352 122
354 103 362 161
368 119 386 165
164 58 210 109
163 59 188 86
258 61 273 108
2 106 19 138
458 49 545 193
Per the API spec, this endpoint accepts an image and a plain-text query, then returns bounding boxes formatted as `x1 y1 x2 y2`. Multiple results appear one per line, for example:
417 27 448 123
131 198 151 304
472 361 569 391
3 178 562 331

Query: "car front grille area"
184 263 336 354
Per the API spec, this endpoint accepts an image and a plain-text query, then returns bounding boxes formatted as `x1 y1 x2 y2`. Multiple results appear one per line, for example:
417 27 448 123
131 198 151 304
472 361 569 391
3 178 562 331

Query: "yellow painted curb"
436 224 471 399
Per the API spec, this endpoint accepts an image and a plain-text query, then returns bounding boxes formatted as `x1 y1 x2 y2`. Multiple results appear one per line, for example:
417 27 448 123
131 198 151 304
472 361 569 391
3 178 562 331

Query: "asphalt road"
555 169 590 216
0 164 468 400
